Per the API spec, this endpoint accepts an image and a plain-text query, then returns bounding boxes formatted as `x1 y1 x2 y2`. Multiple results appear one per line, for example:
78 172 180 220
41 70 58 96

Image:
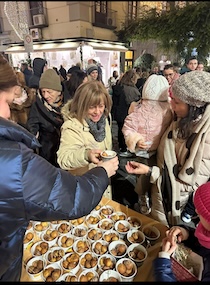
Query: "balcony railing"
92 5 117 30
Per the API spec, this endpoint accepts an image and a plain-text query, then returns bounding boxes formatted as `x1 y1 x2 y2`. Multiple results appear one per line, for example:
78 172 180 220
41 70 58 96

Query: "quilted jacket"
0 117 109 281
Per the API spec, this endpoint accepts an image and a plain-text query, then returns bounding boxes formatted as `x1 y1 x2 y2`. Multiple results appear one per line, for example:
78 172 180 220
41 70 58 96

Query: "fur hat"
86 64 98 75
194 182 210 223
172 70 210 107
0 54 18 89
39 69 62 91
142 74 169 101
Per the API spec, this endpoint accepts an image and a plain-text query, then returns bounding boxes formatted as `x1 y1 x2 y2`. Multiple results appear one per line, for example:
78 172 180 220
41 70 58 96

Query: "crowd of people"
1 52 210 281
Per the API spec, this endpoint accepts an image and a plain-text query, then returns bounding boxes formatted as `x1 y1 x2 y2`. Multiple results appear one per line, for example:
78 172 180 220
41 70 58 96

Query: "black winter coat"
0 117 109 281
27 90 70 167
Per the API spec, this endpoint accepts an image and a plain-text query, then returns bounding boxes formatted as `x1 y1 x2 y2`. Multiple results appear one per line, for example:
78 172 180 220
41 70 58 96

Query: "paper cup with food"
100 150 117 161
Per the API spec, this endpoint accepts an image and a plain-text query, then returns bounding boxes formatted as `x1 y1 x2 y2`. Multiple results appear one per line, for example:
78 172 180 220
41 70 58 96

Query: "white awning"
4 40 128 54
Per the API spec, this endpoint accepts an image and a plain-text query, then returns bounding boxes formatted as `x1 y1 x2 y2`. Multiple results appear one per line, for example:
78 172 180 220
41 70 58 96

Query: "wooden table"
20 197 168 282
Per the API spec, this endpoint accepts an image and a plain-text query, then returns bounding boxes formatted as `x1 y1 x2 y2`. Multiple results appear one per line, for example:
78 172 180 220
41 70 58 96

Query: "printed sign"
24 34 33 53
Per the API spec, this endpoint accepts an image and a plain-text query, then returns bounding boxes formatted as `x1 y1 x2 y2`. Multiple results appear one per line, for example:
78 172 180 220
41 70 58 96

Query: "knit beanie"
39 69 62 91
86 64 98 75
172 70 210 107
0 54 18 89
142 74 169 101
194 182 210 223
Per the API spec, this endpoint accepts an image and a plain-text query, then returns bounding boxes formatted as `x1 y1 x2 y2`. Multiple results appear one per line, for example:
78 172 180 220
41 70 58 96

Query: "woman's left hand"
88 149 101 164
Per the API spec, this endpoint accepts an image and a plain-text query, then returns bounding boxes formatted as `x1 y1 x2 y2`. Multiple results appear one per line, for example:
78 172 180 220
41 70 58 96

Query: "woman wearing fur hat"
0 54 119 281
125 71 210 227
27 68 71 167
122 74 173 214
57 80 113 199
153 181 210 282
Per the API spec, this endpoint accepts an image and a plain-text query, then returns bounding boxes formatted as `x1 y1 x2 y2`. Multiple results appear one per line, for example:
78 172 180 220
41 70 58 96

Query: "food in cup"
42 229 59 241
87 228 103 242
127 216 142 229
42 264 62 282
61 252 80 273
31 241 49 256
98 254 116 271
110 211 127 222
70 217 85 227
27 257 44 275
57 222 71 234
103 230 120 243
116 258 137 281
78 269 99 282
79 252 98 270
46 247 65 263
92 240 108 256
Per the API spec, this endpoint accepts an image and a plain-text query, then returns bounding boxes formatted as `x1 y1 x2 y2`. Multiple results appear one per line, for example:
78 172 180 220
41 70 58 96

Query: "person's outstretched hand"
161 237 177 255
165 226 189 246
98 156 119 178
125 161 150 175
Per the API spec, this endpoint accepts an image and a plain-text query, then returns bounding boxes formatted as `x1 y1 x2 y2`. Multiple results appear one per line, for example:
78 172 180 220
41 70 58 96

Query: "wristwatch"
145 166 153 177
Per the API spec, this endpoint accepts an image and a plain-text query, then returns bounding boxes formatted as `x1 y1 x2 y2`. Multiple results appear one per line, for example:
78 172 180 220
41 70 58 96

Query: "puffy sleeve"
21 144 109 221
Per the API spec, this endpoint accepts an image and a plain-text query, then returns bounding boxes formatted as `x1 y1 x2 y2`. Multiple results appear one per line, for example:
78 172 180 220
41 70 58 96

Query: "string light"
4 1 29 41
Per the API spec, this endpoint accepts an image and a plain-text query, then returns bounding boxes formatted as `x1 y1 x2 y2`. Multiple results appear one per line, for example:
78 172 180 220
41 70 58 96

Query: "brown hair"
66 81 112 123
119 69 138 86
15 71 26 88
0 54 18 91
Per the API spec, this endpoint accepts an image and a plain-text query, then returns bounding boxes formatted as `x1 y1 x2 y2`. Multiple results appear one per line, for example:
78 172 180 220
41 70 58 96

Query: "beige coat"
57 101 113 199
148 104 210 226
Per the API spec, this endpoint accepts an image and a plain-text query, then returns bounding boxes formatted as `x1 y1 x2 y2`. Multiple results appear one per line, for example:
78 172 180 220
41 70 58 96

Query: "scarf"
86 114 106 142
195 223 210 249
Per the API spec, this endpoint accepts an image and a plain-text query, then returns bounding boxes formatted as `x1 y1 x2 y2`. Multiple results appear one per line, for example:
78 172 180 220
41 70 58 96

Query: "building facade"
0 1 189 84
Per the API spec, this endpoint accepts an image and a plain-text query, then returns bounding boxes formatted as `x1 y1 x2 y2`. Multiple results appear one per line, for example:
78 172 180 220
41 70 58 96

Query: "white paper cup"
97 253 116 273
98 218 114 232
33 221 50 238
127 216 142 229
56 221 72 236
79 251 98 271
73 238 90 255
100 150 117 161
69 216 85 227
102 229 120 243
126 229 145 245
99 269 122 282
87 228 103 244
40 229 59 248
142 225 160 245
85 212 101 229
31 240 49 257
23 229 35 250
72 225 88 240
99 205 114 219
60 252 80 275
44 246 65 265
116 257 137 281
92 239 109 257
41 262 63 282
110 211 127 223
57 233 75 253
57 272 78 282
26 255 46 281
78 268 99 282
108 240 128 259
114 220 131 240
127 243 148 267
